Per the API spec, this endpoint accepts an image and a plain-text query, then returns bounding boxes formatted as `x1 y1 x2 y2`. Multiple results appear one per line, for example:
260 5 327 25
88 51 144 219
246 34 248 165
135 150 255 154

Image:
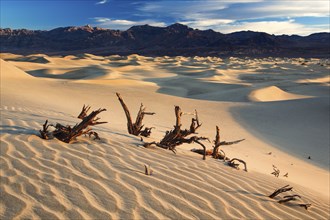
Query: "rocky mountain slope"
1 23 329 57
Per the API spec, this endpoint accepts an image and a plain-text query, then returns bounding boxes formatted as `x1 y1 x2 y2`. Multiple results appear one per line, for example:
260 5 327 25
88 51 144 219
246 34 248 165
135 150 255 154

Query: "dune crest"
248 86 311 102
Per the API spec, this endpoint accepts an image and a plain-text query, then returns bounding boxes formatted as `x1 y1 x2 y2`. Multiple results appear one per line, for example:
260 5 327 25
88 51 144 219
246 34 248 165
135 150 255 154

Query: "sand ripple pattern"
1 105 329 219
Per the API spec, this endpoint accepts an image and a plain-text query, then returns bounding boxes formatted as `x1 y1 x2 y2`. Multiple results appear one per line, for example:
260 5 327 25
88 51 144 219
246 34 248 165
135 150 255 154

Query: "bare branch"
269 185 293 198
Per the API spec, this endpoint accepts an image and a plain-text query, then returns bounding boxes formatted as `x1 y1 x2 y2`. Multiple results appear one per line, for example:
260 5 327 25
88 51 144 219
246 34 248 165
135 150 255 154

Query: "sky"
0 0 329 36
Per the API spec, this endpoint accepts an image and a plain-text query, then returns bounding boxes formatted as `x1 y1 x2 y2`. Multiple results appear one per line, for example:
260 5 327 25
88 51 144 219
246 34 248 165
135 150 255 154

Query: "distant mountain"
1 23 329 57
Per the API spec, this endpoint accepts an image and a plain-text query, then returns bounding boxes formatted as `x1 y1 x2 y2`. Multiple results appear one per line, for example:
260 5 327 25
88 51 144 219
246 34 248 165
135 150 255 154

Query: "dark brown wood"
212 126 221 158
39 106 107 143
298 203 312 210
116 92 155 136
78 104 91 119
54 108 107 143
39 120 51 140
227 158 248 171
269 185 293 198
212 126 245 159
278 195 301 204
271 165 280 177
143 106 207 154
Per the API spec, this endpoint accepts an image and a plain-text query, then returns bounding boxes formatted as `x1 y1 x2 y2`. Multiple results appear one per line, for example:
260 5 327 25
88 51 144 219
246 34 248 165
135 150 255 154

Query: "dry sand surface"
1 53 329 219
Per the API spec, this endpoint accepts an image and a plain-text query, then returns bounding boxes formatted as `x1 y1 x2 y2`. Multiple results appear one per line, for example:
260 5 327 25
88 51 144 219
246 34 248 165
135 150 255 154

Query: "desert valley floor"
0 53 329 219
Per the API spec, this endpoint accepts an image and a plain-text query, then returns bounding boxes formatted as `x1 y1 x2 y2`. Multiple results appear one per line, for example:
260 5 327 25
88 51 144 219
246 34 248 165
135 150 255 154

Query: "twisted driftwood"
278 195 301 204
39 105 107 143
116 92 155 137
144 106 208 154
227 158 248 171
269 185 293 198
299 203 312 210
191 125 244 161
269 185 312 210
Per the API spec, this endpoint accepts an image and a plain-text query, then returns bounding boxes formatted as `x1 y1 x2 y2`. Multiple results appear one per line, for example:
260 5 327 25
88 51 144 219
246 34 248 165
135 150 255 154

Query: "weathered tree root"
39 105 107 143
143 106 207 154
278 195 301 204
227 158 248 172
269 185 311 210
191 125 244 161
269 185 293 198
299 203 312 210
116 92 155 137
39 120 52 140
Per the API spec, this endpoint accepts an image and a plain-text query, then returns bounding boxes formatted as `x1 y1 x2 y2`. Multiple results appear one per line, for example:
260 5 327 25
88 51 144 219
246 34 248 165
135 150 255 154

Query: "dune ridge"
1 54 329 219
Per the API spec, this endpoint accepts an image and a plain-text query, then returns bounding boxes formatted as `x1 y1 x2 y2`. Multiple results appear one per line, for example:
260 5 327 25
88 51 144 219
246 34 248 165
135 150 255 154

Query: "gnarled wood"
144 106 206 154
299 203 312 210
269 185 293 198
278 195 301 204
39 120 51 140
39 106 107 143
116 92 155 137
227 158 248 171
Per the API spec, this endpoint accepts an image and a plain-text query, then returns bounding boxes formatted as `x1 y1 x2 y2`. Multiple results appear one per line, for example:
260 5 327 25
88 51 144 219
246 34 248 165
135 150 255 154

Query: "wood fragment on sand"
39 105 107 143
227 158 248 172
144 164 153 175
116 92 155 137
269 185 293 198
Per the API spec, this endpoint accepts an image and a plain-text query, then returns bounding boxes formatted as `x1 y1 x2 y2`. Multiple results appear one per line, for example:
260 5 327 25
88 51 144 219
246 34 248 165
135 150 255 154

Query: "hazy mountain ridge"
1 23 329 57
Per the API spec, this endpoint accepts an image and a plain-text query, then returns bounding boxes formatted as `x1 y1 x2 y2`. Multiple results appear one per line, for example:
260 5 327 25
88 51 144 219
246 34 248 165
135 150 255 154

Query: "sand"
1 53 329 219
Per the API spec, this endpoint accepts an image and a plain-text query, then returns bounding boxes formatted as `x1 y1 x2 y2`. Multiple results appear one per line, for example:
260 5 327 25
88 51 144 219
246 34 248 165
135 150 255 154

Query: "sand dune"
1 55 329 219
248 85 311 102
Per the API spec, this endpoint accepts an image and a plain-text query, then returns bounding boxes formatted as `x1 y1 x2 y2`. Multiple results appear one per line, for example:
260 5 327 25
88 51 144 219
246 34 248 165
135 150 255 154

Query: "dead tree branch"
299 203 312 210
227 158 248 171
212 126 245 159
278 195 301 204
143 106 207 154
269 185 293 198
39 106 107 143
39 120 52 140
116 93 155 137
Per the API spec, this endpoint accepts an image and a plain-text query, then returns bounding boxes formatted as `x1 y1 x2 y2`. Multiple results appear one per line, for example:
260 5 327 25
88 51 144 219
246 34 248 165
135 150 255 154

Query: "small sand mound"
0 59 34 79
3 55 51 64
248 86 310 102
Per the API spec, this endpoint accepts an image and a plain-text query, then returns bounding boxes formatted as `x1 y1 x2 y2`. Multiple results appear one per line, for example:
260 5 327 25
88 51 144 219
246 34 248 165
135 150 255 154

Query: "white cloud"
215 20 329 36
181 19 235 30
137 0 329 22
96 0 108 5
91 17 166 30
225 1 330 20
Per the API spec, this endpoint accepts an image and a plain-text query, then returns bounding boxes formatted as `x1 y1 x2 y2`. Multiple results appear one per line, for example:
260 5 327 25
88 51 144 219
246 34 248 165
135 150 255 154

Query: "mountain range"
1 23 329 57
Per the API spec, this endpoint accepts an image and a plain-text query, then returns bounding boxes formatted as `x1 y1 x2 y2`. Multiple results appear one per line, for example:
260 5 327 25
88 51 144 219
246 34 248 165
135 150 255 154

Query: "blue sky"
1 0 329 35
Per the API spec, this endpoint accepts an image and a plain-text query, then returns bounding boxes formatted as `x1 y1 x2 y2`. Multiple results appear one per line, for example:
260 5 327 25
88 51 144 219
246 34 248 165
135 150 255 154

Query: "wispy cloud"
134 0 329 35
91 17 166 30
96 0 108 5
217 19 329 36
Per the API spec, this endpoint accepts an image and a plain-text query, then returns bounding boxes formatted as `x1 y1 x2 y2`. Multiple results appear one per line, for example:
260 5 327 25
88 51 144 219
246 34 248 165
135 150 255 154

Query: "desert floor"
1 53 329 219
